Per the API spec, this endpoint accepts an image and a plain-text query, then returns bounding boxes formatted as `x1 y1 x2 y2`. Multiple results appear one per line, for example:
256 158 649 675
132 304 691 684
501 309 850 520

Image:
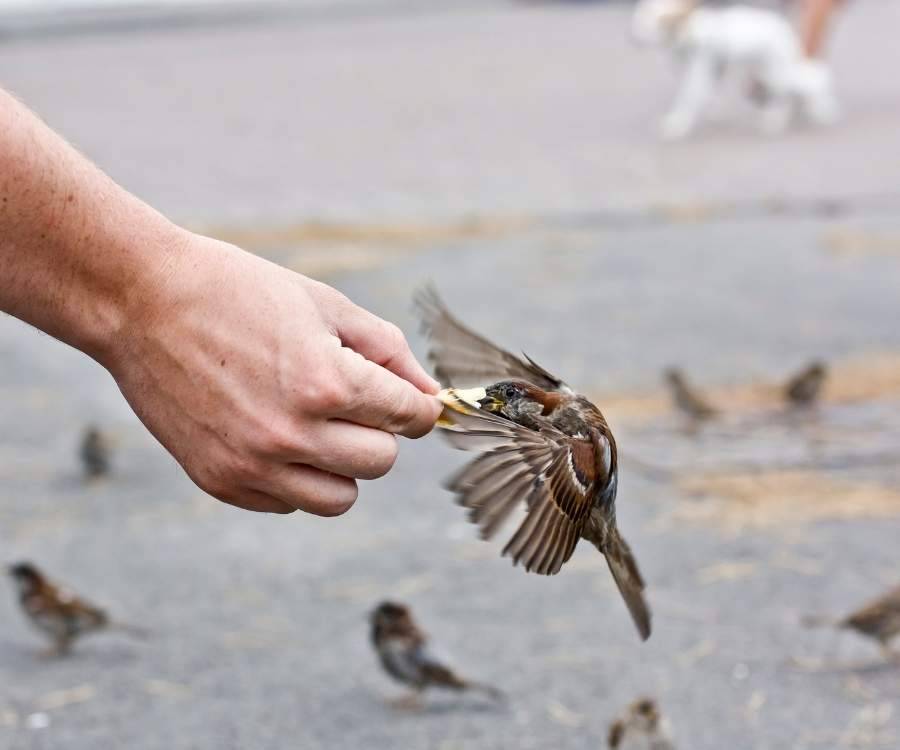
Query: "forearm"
0 88 184 364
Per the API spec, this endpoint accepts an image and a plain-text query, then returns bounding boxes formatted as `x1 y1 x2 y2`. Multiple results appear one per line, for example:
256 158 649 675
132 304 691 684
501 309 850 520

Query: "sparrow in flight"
608 698 675 750
8 562 143 655
415 286 651 641
803 584 900 659
662 368 717 421
369 601 503 705
784 360 828 406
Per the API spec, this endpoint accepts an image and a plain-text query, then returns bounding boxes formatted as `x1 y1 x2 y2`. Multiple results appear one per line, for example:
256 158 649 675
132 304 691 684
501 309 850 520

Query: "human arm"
0 88 441 515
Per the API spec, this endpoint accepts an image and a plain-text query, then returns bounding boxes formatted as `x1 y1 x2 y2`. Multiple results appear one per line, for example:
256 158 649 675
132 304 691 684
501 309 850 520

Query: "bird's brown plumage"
417 287 651 640
8 563 108 654
784 360 828 406
804 584 900 652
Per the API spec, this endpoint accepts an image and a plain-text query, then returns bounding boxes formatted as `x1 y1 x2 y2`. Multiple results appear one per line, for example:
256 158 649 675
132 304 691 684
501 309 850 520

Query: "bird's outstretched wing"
440 405 599 576
414 285 565 391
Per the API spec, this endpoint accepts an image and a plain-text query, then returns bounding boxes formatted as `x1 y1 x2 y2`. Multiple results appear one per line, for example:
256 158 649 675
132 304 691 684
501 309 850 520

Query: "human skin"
0 88 442 516
800 0 841 58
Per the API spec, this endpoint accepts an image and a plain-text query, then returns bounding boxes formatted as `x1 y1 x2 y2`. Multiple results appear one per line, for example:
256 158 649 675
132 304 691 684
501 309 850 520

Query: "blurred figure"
80 425 111 479
803 585 900 660
8 562 144 655
784 359 828 406
800 0 843 58
608 697 675 750
369 601 503 707
663 367 718 421
632 0 838 138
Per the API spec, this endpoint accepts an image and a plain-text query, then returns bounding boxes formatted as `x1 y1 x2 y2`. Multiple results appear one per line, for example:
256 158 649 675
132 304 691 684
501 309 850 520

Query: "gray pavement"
3 3 900 749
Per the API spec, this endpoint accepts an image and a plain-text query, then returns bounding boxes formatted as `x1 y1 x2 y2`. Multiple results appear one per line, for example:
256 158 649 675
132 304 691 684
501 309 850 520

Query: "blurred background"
2 0 900 748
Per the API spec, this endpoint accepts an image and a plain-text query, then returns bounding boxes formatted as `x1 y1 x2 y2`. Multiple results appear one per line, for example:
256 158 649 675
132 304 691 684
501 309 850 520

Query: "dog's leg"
661 53 717 140
801 61 840 125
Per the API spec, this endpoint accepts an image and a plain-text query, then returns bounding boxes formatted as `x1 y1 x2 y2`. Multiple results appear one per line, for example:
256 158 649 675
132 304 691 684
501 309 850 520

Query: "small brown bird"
608 698 675 750
369 601 502 705
803 584 900 659
415 287 651 641
784 360 828 406
662 368 717 421
79 426 111 479
8 562 142 655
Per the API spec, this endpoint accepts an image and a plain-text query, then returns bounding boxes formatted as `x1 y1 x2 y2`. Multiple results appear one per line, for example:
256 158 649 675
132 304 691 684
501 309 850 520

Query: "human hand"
103 232 441 516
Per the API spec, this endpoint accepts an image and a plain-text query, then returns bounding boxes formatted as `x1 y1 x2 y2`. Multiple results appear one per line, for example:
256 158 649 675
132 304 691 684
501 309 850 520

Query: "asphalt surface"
2 3 900 749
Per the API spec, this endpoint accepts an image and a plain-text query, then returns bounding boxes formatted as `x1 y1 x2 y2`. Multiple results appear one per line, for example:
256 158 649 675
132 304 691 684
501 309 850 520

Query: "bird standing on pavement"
8 562 142 655
415 286 651 641
608 698 675 750
79 426 111 479
662 368 717 421
369 601 503 706
784 360 828 406
803 584 900 659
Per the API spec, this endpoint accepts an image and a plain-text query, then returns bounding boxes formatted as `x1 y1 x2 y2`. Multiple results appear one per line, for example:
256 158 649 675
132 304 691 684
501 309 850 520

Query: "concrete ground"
2 2 900 749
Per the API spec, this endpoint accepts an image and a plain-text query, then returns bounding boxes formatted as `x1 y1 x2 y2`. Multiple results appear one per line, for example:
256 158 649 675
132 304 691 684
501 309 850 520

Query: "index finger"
321 291 440 395
335 347 442 438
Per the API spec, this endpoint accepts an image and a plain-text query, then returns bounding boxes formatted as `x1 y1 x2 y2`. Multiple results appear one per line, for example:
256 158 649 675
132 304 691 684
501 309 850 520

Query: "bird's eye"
503 384 518 399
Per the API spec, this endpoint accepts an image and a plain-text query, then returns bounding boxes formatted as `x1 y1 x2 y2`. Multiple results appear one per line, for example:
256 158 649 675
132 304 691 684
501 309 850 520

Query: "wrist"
91 217 195 373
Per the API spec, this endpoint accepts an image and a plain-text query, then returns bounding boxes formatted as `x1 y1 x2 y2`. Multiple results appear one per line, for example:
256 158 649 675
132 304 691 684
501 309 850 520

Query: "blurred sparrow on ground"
608 698 675 750
663 368 717 421
803 584 900 659
784 360 827 406
415 287 651 640
369 601 503 706
79 426 111 479
8 562 144 655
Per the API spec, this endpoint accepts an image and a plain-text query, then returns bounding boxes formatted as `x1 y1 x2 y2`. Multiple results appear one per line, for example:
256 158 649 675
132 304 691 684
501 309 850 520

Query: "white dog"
632 0 839 139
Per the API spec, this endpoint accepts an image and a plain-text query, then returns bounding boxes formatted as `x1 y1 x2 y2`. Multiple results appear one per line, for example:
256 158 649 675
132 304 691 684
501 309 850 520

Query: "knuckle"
381 389 417 432
257 419 299 457
381 322 407 356
302 374 348 414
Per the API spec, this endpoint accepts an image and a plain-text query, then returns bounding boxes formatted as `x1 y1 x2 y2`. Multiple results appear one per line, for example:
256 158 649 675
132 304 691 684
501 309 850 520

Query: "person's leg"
800 0 841 59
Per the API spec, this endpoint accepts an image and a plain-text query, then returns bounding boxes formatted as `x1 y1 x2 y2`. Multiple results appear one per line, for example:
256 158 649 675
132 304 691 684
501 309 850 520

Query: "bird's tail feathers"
602 526 652 641
464 680 506 702
109 621 151 640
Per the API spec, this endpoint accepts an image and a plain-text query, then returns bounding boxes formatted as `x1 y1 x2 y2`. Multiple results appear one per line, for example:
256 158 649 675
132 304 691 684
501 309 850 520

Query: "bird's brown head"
8 562 42 592
630 697 660 730
806 360 827 379
370 601 413 634
478 380 557 421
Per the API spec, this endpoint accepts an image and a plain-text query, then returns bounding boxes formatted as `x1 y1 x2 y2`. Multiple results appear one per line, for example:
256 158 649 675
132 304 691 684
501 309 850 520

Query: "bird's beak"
477 396 503 413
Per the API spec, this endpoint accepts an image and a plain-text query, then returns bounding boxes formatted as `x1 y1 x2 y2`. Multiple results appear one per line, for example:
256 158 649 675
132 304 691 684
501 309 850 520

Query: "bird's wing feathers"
414 285 565 391
442 407 595 576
